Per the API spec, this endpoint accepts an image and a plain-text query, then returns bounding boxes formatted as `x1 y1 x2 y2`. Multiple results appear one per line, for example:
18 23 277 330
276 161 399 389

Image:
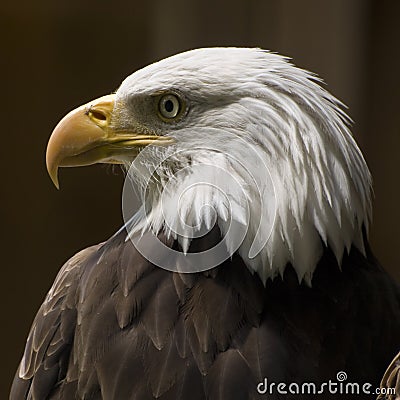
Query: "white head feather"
115 48 372 285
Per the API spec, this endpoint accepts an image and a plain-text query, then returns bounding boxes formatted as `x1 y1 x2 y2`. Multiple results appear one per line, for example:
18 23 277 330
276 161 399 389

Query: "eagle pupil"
165 100 174 113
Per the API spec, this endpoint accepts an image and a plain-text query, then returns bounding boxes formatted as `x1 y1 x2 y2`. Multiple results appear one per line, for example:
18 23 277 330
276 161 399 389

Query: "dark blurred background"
1 0 399 396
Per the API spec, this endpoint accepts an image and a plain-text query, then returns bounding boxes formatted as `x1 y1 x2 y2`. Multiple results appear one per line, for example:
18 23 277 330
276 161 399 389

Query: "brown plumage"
10 228 400 399
378 353 400 400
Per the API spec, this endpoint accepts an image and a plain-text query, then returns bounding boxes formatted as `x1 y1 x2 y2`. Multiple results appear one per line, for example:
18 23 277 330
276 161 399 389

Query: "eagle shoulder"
10 244 102 400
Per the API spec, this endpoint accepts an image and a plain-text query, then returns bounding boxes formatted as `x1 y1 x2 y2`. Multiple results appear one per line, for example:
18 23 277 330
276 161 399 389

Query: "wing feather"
10 244 101 400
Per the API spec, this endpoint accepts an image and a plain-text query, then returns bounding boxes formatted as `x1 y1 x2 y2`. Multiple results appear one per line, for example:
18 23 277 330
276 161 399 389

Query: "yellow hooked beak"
46 94 173 188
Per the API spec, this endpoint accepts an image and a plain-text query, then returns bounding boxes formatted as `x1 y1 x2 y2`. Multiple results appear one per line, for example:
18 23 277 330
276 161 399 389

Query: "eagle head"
46 47 372 284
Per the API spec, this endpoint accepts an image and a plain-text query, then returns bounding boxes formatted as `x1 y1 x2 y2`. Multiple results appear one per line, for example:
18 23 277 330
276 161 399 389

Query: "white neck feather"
120 48 372 285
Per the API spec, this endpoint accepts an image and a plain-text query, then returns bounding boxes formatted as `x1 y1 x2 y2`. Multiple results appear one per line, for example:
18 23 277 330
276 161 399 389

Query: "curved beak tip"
45 95 116 190
51 173 60 190
47 162 60 190
46 139 61 189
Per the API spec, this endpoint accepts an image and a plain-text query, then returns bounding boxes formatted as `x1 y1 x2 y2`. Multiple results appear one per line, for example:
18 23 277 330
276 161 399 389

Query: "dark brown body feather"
10 228 400 399
378 352 400 399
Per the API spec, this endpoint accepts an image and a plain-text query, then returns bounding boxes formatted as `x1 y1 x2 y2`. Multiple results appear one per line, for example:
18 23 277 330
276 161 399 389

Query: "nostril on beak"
84 95 115 127
86 106 109 127
90 109 107 121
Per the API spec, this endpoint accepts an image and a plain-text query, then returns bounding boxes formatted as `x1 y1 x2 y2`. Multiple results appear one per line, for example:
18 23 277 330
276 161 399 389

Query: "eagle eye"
158 93 181 121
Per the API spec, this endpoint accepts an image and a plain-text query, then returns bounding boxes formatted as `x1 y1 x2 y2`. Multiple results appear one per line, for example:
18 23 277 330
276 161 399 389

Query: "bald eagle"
11 48 400 399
